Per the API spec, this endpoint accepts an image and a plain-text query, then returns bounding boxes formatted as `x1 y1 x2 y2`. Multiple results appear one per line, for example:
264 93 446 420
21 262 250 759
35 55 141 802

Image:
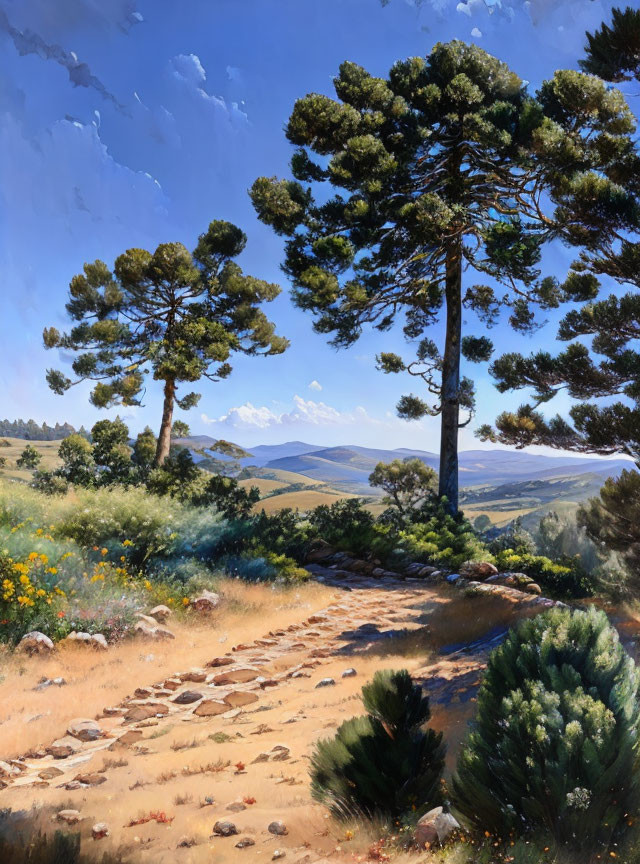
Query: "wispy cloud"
308 380 323 392
0 6 128 111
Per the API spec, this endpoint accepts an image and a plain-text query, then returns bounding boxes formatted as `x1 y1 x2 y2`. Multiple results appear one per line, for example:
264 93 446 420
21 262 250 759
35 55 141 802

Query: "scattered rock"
65 631 108 650
67 718 102 742
56 810 82 825
226 800 247 812
172 690 203 705
213 820 238 837
524 582 542 595
193 699 229 717
18 631 54 655
163 678 182 691
116 729 143 746
272 852 286 861
123 701 169 722
192 590 220 612
315 677 335 688
446 574 460 584
177 836 196 848
236 837 256 848
73 772 107 787
268 820 288 836
35 676 67 690
103 706 127 717
149 604 171 622
415 806 460 848
342 668 357 678
91 823 110 840
47 736 83 759
252 745 291 764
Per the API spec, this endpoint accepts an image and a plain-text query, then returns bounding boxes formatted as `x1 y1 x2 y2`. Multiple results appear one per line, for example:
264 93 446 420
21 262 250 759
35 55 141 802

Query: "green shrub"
310 669 445 821
31 471 70 496
308 498 376 556
399 501 490 570
452 607 640 850
494 548 596 597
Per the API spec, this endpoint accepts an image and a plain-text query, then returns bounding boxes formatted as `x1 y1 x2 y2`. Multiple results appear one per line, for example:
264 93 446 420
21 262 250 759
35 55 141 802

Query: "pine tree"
310 669 444 820
453 607 640 850
479 9 640 460
44 220 288 465
251 42 632 513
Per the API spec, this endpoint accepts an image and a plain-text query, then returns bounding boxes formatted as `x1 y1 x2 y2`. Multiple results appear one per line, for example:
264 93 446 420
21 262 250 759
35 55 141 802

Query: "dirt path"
0 569 548 863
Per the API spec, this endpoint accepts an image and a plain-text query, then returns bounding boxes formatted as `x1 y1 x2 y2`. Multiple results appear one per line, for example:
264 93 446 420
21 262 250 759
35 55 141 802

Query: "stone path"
0 565 555 862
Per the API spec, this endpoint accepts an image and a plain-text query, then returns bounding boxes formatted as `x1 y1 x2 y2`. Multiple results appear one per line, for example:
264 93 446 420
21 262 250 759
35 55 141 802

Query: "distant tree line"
0 418 85 441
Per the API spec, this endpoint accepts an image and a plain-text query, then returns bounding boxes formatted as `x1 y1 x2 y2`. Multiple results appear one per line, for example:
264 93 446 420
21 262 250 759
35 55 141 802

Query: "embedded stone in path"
342 668 357 678
67 718 103 742
172 690 203 705
193 698 228 717
224 690 259 708
315 677 336 688
236 837 256 848
211 666 262 686
123 701 169 723
206 656 234 668
47 736 83 759
268 820 288 836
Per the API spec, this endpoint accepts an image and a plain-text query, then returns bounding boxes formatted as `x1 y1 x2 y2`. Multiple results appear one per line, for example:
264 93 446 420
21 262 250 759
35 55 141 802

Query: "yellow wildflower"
122 539 133 547
46 567 58 575
36 589 46 597
101 547 108 556
182 597 190 607
28 552 38 561
17 595 34 607
39 553 48 564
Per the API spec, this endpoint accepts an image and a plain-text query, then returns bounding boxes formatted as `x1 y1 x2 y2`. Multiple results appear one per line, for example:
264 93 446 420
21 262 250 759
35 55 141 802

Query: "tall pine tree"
251 41 632 512
44 220 288 465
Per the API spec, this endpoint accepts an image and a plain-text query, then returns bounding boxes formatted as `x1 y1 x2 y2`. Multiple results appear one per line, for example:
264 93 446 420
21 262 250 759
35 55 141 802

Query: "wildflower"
144 580 152 591
36 589 46 597
17 595 34 607
28 552 39 561
182 597 189 606
39 553 48 564
101 547 108 556
123 539 133 547
57 611 65 618
46 567 58 575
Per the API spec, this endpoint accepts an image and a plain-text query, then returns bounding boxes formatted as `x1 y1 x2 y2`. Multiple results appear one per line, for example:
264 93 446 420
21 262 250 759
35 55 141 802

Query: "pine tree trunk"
438 242 462 514
155 378 175 466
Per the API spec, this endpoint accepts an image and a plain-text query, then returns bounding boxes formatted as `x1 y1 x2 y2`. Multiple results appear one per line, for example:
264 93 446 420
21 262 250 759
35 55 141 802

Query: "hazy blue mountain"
263 445 630 493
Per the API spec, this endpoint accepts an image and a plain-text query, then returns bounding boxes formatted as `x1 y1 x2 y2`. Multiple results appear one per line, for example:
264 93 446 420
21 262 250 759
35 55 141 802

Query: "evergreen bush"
310 669 445 820
452 607 640 850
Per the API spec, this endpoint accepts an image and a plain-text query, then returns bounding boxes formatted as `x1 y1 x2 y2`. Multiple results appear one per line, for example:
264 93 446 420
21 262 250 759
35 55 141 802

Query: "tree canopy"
251 40 634 512
480 8 640 460
44 220 288 465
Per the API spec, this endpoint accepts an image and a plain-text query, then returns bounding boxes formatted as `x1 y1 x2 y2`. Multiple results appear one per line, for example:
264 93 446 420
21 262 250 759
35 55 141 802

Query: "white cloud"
308 380 323 392
471 26 483 36
168 54 248 125
201 395 382 431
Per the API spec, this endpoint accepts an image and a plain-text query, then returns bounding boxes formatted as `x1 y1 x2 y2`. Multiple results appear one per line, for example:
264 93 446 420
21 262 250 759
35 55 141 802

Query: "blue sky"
0 0 630 451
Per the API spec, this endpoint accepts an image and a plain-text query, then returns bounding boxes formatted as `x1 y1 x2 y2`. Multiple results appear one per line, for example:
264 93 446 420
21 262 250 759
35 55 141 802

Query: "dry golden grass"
0 436 61 482
256 488 355 514
462 505 536 526
237 477 285 495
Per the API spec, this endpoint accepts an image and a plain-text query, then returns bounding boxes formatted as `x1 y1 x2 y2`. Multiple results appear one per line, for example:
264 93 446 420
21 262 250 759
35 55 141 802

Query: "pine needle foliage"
310 669 445 821
452 607 640 850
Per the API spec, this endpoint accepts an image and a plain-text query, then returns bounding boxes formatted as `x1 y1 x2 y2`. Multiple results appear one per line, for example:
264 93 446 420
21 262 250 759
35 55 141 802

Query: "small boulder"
18 631 54 655
415 806 460 848
342 668 357 678
226 800 247 812
91 823 110 840
459 560 498 580
211 666 261 686
524 582 542 595
213 820 238 837
134 620 175 641
315 677 335 688
192 590 220 612
149 604 171 622
0 760 21 779
268 820 288 836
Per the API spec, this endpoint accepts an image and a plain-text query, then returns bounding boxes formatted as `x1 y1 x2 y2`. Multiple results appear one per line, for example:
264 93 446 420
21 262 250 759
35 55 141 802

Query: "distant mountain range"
178 436 630 495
